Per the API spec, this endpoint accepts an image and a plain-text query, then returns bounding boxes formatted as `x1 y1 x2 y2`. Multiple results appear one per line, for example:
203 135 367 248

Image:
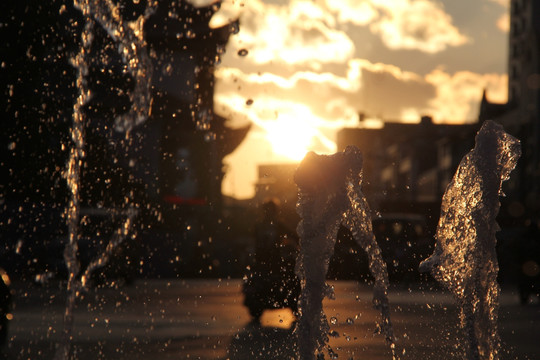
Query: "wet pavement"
3 279 539 359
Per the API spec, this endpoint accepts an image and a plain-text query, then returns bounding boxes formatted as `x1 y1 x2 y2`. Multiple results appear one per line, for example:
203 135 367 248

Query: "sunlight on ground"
259 308 296 329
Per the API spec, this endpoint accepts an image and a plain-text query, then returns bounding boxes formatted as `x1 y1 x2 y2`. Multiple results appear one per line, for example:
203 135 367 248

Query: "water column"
54 16 92 360
54 1 155 359
420 120 521 360
294 146 396 360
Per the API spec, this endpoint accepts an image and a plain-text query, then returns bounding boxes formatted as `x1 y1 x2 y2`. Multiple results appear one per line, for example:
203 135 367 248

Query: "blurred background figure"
253 200 297 271
243 199 300 322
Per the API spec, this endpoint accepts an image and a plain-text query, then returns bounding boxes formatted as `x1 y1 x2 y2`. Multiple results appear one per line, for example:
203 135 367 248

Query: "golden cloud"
369 0 469 53
227 0 354 68
217 58 508 131
426 68 508 122
484 0 510 33
325 0 379 26
496 13 510 32
215 57 438 133
215 68 360 133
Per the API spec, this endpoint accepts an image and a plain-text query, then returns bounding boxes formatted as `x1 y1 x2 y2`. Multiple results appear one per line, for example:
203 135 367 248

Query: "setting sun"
266 115 317 161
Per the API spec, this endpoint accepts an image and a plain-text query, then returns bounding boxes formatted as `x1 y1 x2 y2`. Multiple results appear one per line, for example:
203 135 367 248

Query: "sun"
265 115 317 162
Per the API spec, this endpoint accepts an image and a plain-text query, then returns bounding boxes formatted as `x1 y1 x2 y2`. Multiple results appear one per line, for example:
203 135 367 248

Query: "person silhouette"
243 199 299 322
253 200 297 273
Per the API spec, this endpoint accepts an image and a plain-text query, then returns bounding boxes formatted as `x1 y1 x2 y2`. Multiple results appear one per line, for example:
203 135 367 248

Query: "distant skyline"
207 0 510 199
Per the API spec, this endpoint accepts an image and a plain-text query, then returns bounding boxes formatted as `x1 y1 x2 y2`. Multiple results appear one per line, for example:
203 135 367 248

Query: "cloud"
324 0 379 26
426 68 508 122
368 0 469 53
217 57 508 128
227 0 354 68
496 13 510 32
215 57 438 130
214 66 360 126
321 0 469 53
223 0 469 78
346 59 435 120
484 0 510 32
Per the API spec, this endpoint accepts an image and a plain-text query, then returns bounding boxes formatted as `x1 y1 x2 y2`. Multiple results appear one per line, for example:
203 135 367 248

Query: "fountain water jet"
294 146 397 360
54 1 155 359
54 16 92 360
420 120 521 360
72 0 156 132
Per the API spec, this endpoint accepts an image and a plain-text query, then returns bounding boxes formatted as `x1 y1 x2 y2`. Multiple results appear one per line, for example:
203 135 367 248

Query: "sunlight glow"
266 115 317 161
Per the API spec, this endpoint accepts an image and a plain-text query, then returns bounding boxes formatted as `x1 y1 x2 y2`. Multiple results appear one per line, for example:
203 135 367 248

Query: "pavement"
2 279 539 359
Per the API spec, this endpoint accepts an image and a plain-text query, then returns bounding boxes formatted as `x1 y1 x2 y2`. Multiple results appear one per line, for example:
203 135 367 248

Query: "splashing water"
73 0 155 133
54 2 154 359
294 146 397 360
419 120 521 360
55 16 93 360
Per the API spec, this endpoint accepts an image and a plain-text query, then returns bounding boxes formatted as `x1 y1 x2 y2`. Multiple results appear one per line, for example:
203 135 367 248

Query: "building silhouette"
137 2 250 217
336 117 478 226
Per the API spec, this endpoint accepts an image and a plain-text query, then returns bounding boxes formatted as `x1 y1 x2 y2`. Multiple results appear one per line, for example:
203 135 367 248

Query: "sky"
204 0 510 199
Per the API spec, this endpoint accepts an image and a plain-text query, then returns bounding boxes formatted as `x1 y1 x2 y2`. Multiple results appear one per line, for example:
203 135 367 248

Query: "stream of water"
54 1 155 359
419 120 521 360
294 146 396 360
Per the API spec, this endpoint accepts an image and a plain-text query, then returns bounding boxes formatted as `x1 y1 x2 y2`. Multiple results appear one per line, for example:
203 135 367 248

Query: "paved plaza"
3 279 539 359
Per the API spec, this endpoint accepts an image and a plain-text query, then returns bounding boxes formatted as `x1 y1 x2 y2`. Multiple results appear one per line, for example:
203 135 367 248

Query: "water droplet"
162 63 173 76
346 317 354 324
246 99 254 106
204 132 216 142
237 48 248 57
330 316 338 325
